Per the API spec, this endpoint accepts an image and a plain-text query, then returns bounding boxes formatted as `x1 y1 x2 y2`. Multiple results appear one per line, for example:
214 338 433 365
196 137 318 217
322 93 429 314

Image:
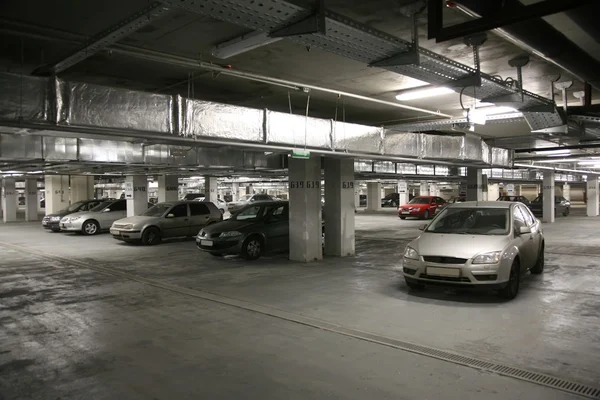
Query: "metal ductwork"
0 72 512 167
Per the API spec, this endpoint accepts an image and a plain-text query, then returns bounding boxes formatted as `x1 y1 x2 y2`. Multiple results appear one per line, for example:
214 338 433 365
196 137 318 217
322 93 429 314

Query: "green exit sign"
291 149 310 159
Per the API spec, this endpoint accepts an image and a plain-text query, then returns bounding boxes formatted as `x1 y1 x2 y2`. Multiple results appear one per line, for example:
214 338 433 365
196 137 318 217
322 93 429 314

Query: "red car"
398 196 446 220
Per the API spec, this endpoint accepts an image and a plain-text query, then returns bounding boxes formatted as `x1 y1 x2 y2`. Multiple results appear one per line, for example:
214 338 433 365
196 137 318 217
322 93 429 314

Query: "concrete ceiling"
0 0 597 145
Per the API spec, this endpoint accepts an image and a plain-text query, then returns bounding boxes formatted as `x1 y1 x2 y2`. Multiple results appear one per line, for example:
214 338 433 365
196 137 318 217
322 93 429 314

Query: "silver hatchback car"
402 201 544 300
110 201 222 245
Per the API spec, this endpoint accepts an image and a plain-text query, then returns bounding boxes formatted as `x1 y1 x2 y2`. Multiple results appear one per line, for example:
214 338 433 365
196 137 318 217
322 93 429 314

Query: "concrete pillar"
487 183 500 202
288 156 322 262
354 185 361 209
24 178 39 221
1 178 17 222
515 184 522 196
205 176 218 203
466 168 483 201
506 183 515 196
70 176 94 202
563 183 571 201
397 180 408 206
542 171 555 223
232 182 239 202
366 182 381 211
246 184 254 195
429 183 438 197
420 182 429 196
124 176 148 217
158 175 179 203
44 175 69 214
324 158 355 257
586 176 599 217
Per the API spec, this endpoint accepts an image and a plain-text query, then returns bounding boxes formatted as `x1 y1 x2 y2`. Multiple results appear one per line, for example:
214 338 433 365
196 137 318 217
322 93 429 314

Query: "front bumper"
401 256 509 288
398 208 424 217
196 235 243 254
42 219 61 230
110 229 142 241
60 220 84 232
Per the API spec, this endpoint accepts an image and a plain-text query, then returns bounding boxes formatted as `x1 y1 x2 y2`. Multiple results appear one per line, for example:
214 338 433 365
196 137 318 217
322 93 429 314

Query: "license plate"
201 240 213 247
110 229 120 235
401 211 410 214
427 267 460 277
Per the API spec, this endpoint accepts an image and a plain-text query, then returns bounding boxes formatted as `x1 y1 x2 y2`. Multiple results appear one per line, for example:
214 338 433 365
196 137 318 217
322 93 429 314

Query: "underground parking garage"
1 0 600 398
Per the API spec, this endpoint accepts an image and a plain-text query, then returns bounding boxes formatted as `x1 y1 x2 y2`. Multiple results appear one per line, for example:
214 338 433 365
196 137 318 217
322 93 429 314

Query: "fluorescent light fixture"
396 86 454 101
535 149 571 155
212 31 282 59
578 160 600 165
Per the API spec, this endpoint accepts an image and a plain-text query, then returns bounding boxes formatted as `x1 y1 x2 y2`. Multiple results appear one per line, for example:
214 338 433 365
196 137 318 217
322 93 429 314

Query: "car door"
161 203 190 238
519 204 542 258
264 204 289 251
428 198 438 213
99 200 127 229
189 202 212 236
512 205 535 269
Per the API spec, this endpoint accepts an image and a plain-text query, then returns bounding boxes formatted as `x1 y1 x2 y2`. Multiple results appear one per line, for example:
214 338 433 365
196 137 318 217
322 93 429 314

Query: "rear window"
190 202 210 215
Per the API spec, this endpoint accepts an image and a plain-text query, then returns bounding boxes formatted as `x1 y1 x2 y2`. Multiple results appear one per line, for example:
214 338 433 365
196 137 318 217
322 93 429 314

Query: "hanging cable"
287 91 293 114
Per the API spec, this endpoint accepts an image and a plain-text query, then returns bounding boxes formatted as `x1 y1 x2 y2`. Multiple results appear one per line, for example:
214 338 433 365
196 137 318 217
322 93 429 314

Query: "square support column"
44 175 69 214
289 156 322 262
70 176 94 203
1 178 17 223
158 175 179 203
25 178 39 221
542 171 555 223
397 181 408 206
563 183 571 201
324 158 355 257
420 182 429 196
232 182 239 202
586 176 599 217
205 176 218 203
366 182 381 211
487 183 500 202
124 176 148 217
354 182 361 209
466 168 483 201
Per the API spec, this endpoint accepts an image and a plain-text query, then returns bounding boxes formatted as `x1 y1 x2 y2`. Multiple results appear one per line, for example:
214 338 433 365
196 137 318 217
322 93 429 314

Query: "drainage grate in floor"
3 241 599 399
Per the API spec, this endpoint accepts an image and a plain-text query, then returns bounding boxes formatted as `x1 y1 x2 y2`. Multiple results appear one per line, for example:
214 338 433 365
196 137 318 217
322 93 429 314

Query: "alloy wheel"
84 222 97 235
247 240 261 258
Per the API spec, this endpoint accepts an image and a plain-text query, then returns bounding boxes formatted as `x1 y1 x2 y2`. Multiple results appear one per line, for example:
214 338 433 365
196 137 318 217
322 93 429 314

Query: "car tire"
499 259 520 300
141 227 161 246
422 210 430 220
563 208 569 217
399 216 406 220
405 278 425 290
81 220 100 236
51 227 61 233
219 208 225 214
242 235 263 260
531 243 544 274
391 201 398 207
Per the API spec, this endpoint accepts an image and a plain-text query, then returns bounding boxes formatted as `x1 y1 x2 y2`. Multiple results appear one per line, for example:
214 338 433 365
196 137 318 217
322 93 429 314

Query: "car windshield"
90 201 112 212
239 195 253 202
65 201 85 212
426 207 509 235
409 197 430 204
141 203 171 217
232 204 267 221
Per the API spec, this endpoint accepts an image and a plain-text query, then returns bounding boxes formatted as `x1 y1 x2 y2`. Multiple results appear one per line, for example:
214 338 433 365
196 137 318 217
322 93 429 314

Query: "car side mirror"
418 224 427 231
518 226 531 235
102 208 111 213
166 213 175 218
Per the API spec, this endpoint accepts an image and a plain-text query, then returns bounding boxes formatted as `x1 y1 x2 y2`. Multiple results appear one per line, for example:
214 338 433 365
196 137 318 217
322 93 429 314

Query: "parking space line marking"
1 240 599 399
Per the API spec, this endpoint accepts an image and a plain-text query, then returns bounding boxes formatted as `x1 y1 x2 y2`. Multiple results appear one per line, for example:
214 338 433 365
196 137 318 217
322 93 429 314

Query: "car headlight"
403 246 419 260
50 216 61 221
472 251 501 264
69 216 81 222
120 224 134 230
219 231 242 238
61 217 70 222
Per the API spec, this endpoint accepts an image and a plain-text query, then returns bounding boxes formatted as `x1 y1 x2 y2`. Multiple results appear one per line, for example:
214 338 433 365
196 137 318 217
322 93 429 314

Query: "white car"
196 197 228 214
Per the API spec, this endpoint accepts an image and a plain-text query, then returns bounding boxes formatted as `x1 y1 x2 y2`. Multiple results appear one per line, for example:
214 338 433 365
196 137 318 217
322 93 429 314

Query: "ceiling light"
578 160 600 165
396 86 454 101
535 149 571 156
212 31 282 59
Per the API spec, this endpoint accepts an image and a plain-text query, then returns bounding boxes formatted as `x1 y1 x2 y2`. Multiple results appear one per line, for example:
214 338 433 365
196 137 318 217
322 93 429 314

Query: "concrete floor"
1 210 599 399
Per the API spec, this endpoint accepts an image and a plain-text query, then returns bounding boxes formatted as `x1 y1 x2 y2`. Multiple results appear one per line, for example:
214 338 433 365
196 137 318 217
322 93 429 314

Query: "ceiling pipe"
514 162 597 175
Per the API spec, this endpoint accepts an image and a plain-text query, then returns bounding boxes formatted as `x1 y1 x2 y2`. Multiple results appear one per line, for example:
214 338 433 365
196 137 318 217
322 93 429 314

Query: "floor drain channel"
2 241 599 399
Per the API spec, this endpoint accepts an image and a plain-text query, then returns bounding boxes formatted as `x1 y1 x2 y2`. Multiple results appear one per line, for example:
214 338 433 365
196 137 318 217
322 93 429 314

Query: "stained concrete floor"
1 210 599 399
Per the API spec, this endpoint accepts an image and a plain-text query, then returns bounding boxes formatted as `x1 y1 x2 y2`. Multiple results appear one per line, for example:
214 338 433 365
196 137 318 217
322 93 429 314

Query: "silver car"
60 199 131 235
402 201 544 300
110 201 222 245
227 193 273 214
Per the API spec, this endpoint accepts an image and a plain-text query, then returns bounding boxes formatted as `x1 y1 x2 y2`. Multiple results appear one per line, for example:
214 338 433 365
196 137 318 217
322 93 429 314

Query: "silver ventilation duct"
0 72 512 167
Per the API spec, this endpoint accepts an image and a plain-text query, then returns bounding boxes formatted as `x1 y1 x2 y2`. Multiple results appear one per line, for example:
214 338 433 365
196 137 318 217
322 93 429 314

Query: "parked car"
40 198 45 208
195 197 228 214
227 193 273 214
149 197 158 204
182 193 205 201
18 196 26 205
59 199 152 235
110 201 222 245
528 195 570 217
381 193 400 208
42 199 105 232
402 201 544 300
398 196 446 220
359 194 367 207
434 196 465 215
497 195 530 205
197 200 323 260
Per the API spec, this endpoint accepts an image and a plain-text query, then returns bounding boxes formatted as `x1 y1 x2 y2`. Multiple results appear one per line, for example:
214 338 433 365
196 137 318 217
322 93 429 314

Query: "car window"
513 206 527 231
518 205 535 226
436 197 445 204
109 200 126 211
190 202 210 215
143 203 171 217
233 205 265 221
269 204 288 221
532 196 541 203
409 197 430 204
169 204 188 218
426 207 509 235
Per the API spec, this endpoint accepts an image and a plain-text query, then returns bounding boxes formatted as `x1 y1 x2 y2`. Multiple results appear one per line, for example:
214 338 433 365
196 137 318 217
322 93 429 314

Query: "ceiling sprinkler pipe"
513 162 596 175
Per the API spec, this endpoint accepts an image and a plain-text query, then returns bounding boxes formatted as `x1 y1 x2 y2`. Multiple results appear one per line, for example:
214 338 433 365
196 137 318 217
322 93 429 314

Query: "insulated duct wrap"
60 81 173 133
0 73 48 122
480 141 491 165
421 134 463 160
182 100 264 142
0 134 42 159
383 132 421 157
462 133 483 162
144 145 170 165
491 147 513 167
333 122 382 153
78 139 144 163
43 137 78 161
266 111 331 148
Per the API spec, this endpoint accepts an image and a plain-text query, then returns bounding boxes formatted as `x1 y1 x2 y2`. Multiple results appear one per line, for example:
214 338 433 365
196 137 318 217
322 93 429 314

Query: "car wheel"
242 235 263 260
209 252 223 257
82 220 100 235
399 216 406 220
563 208 569 217
531 243 544 274
142 227 161 246
219 208 225 214
405 278 425 290
51 227 61 233
499 259 520 300
391 201 398 207
422 210 430 220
